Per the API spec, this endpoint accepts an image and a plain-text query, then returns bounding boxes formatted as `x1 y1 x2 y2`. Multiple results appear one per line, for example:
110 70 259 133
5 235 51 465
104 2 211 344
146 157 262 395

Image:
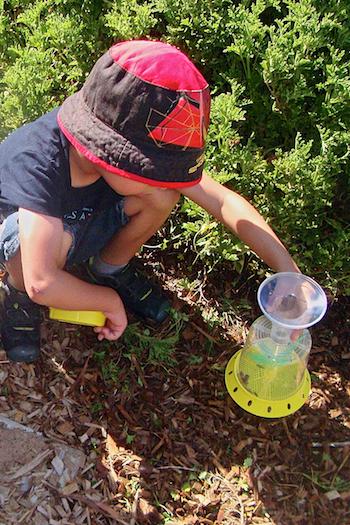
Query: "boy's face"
72 146 160 196
97 167 157 196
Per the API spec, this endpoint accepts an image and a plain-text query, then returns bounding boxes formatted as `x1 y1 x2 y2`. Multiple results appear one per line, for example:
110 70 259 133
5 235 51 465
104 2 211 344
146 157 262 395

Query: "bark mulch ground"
0 260 349 525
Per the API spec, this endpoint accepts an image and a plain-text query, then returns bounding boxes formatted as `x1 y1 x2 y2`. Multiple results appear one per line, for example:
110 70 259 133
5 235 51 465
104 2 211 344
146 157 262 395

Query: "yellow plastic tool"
225 350 311 418
49 308 106 327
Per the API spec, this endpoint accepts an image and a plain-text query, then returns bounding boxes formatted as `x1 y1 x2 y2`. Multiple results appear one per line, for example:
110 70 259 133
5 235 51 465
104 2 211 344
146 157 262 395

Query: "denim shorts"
0 200 129 269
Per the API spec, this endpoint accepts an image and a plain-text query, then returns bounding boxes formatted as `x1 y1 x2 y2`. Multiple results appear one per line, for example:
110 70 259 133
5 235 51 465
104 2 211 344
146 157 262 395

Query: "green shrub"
104 0 159 40
0 1 105 135
171 0 350 294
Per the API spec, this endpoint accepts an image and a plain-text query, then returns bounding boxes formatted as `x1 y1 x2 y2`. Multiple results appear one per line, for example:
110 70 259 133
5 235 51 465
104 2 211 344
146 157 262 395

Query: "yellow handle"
49 308 106 327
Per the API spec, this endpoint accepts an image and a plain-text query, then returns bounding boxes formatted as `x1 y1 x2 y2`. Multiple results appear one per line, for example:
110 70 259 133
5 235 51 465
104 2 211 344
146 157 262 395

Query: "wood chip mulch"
0 264 349 525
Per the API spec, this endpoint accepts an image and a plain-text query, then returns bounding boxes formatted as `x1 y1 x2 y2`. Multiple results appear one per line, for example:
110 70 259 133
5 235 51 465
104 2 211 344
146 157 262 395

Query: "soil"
0 256 349 525
0 426 46 473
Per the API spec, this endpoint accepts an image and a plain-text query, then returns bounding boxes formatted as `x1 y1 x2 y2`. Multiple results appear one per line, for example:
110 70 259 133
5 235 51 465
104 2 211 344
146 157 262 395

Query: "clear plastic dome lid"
258 272 327 329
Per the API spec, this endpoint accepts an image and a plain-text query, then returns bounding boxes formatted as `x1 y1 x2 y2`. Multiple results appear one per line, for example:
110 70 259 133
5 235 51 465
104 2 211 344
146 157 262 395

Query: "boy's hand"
263 277 309 343
94 299 128 341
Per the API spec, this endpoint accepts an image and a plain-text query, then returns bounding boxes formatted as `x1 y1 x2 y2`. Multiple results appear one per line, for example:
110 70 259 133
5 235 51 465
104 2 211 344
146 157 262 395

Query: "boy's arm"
181 173 300 273
18 208 127 340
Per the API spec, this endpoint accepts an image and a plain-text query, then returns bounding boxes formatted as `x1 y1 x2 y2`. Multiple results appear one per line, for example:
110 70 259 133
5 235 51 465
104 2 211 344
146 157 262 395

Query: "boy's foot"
81 259 170 324
0 280 41 363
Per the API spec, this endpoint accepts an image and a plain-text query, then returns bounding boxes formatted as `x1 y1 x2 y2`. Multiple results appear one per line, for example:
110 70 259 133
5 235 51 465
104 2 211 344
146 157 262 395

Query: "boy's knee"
165 188 181 206
150 188 180 213
125 189 180 217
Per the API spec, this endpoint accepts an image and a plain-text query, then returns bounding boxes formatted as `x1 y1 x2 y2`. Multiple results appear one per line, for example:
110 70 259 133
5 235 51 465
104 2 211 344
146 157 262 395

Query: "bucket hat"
57 40 210 188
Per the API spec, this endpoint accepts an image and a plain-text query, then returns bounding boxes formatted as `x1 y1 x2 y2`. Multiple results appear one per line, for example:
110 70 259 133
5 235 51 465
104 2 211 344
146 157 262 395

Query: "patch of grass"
125 432 135 445
177 276 202 294
90 401 104 415
125 479 140 500
101 361 120 385
1 386 9 397
310 373 321 383
122 309 188 367
156 499 174 523
187 354 203 365
243 456 253 468
151 413 163 430
93 349 107 365
303 471 350 493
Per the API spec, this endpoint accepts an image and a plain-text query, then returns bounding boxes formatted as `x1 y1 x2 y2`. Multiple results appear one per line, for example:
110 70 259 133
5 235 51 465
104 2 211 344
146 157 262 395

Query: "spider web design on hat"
146 93 208 150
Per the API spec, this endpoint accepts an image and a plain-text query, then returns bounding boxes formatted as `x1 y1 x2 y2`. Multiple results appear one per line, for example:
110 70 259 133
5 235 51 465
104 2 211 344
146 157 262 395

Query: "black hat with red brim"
57 40 210 188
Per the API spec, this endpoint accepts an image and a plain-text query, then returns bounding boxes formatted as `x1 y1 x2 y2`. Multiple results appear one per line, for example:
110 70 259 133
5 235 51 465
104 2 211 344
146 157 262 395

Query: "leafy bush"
104 0 159 40
0 0 349 293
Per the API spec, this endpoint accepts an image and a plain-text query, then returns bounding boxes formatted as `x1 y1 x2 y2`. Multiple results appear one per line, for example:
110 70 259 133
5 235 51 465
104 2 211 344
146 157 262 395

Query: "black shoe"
0 280 41 363
81 259 170 324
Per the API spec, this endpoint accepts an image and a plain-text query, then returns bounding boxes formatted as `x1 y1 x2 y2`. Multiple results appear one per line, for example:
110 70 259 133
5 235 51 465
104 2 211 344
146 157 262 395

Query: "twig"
9 449 53 480
18 506 37 524
312 441 350 448
282 419 296 446
86 507 91 525
151 436 165 455
116 403 136 425
131 353 148 388
71 354 91 391
331 451 350 487
238 495 245 525
190 321 222 346
70 494 129 524
252 501 262 516
129 488 141 525
46 355 76 385
46 483 129 525
0 414 42 435
156 465 199 472
84 422 107 438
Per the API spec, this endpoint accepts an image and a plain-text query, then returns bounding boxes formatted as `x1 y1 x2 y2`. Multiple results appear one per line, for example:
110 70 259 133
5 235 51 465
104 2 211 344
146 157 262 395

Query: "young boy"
0 40 299 363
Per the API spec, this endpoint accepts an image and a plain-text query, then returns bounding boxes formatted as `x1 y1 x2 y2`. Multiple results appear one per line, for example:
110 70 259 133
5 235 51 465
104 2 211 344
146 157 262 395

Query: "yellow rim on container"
225 350 311 418
49 308 106 327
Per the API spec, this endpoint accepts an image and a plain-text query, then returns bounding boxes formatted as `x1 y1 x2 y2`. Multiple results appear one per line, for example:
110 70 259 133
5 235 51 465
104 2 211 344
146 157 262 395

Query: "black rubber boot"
80 259 170 324
0 280 41 363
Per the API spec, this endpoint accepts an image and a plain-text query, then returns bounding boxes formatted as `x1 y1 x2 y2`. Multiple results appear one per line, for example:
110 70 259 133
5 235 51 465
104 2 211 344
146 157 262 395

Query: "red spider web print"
146 93 209 150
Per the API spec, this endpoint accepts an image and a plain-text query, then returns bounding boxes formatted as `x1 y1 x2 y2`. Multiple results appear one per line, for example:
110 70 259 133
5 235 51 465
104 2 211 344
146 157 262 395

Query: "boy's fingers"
95 324 125 341
94 314 127 341
291 329 302 342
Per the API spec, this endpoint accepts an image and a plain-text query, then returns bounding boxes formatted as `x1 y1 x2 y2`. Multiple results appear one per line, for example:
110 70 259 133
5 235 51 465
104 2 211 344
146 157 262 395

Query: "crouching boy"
0 40 299 363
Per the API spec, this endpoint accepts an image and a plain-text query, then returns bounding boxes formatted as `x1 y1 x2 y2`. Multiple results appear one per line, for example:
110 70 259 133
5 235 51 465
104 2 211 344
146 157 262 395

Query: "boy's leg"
101 189 180 265
1 223 72 363
85 189 180 323
0 250 42 363
5 231 72 291
4 250 25 291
